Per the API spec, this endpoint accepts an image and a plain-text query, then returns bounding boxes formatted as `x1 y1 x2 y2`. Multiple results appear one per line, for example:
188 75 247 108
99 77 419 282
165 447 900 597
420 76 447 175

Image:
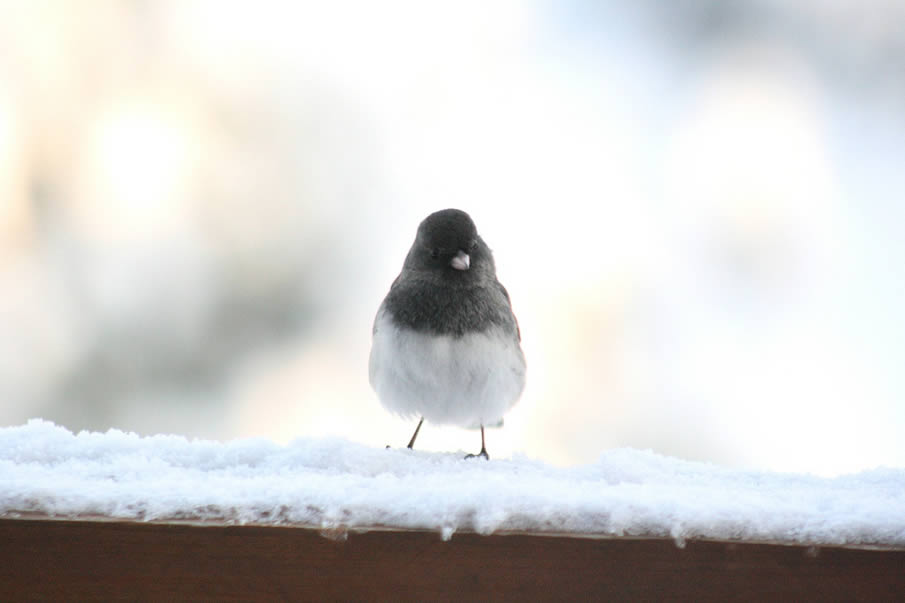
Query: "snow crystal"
1 419 903 547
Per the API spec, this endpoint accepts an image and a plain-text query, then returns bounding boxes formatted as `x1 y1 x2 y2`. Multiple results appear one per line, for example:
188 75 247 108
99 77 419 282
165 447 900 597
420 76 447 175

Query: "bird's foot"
465 448 489 461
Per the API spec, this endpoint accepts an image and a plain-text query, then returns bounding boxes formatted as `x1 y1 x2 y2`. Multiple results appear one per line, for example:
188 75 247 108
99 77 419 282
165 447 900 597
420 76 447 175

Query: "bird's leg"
406 417 424 449
465 425 489 460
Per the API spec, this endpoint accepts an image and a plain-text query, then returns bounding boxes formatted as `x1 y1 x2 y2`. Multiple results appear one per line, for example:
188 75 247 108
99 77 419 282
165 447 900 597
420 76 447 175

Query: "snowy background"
2 421 904 547
1 1 905 476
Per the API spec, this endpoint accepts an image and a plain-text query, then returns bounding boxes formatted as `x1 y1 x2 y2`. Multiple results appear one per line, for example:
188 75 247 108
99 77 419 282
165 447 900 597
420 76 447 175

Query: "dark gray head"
403 209 496 283
384 209 517 336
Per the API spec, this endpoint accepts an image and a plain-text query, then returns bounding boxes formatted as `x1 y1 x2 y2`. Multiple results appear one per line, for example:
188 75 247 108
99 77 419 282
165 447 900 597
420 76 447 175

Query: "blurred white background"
2 0 904 476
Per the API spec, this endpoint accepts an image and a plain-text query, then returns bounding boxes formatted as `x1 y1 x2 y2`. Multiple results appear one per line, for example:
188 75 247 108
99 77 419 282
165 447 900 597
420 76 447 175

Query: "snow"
1 419 903 548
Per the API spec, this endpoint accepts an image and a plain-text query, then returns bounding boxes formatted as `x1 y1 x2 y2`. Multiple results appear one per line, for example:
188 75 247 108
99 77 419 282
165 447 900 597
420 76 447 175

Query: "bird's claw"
465 449 489 461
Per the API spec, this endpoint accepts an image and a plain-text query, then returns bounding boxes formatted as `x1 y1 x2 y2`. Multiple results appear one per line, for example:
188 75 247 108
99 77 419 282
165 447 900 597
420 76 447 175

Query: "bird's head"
404 209 495 282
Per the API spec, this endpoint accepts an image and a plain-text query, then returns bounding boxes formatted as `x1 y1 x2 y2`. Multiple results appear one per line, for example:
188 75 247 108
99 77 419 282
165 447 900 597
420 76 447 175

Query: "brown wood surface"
1 518 903 601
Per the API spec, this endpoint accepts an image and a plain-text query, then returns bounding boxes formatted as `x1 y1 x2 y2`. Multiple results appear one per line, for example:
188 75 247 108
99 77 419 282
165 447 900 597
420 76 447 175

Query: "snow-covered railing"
1 420 903 599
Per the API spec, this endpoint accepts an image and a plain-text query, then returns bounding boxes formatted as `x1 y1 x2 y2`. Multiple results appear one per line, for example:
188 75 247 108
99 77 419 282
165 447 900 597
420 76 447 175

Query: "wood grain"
1 518 902 601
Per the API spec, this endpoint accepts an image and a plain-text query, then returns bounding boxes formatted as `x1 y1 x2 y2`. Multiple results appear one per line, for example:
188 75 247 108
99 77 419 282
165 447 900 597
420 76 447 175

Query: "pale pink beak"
450 250 470 271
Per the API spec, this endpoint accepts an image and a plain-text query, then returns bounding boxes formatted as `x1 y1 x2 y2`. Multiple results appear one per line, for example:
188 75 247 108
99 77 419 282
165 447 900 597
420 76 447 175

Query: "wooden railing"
1 517 903 600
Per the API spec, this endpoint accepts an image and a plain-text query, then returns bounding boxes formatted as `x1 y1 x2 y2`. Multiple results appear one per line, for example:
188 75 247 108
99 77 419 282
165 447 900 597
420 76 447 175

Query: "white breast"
369 310 526 428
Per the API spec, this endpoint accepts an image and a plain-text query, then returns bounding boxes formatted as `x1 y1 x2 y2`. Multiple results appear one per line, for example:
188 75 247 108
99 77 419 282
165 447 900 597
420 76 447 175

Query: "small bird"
369 209 526 459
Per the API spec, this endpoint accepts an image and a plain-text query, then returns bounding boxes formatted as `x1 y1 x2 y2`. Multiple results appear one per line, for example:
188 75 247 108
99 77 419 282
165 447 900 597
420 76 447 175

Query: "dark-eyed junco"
369 209 526 459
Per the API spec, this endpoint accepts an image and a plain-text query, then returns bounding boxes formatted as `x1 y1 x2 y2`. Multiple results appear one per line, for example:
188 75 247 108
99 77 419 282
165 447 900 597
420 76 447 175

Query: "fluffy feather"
370 308 525 427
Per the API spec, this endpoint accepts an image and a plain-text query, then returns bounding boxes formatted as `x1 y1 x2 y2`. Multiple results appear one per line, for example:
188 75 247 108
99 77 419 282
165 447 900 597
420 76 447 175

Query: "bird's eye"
430 248 440 259
469 240 478 251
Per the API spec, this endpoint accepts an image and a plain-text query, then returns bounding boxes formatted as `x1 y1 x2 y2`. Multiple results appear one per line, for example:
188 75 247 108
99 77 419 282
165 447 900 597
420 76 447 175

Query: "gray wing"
495 280 521 342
